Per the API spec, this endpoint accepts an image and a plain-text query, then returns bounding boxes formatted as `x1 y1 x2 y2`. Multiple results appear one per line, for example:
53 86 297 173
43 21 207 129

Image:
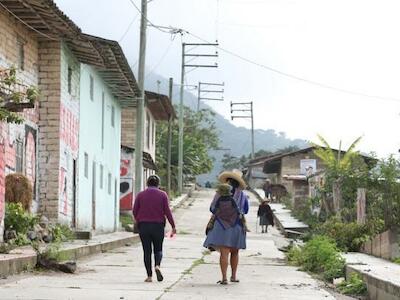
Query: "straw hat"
218 169 247 189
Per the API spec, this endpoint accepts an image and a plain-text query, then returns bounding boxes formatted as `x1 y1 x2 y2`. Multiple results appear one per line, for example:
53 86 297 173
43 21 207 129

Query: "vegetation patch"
337 273 367 296
288 235 345 282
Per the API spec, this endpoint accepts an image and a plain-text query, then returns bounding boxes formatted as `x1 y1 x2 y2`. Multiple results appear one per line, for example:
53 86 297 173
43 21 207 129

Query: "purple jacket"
133 187 175 228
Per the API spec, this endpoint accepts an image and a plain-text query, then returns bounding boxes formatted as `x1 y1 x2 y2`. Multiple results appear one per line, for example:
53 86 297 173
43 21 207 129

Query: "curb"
0 191 193 278
345 265 400 300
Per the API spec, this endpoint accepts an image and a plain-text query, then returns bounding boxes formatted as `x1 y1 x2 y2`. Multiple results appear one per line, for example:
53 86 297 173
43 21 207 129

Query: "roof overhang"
0 0 104 66
84 34 139 107
1 1 138 107
145 91 176 121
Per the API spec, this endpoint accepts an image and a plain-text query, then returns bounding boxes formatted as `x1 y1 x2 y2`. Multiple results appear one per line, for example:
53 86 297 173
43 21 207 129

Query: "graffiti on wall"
59 102 78 218
120 148 134 211
0 124 5 228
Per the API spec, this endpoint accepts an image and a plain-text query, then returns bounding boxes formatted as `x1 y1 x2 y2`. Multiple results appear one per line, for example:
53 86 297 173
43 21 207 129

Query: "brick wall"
121 108 137 149
37 41 62 220
0 8 40 233
58 44 79 225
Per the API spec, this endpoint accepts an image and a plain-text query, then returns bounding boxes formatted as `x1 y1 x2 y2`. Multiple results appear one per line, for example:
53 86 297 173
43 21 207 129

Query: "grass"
120 214 133 228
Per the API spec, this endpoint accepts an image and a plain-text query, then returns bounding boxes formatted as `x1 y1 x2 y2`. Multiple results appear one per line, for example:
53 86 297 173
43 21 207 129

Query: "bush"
287 235 345 282
316 217 371 252
51 224 75 243
337 273 367 296
4 203 38 235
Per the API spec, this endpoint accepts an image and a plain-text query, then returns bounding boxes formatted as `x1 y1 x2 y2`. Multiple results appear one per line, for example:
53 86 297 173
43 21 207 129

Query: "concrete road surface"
0 189 349 300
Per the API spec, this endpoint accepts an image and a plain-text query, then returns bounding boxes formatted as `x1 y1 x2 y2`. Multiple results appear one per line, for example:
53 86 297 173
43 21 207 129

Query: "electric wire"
0 1 58 41
186 31 400 103
145 39 174 77
119 13 140 42
125 1 400 102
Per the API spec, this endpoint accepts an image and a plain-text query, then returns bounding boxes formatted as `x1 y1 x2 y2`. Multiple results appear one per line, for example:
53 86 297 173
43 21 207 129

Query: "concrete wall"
121 107 156 160
361 229 400 260
57 44 80 225
0 8 40 240
78 64 121 232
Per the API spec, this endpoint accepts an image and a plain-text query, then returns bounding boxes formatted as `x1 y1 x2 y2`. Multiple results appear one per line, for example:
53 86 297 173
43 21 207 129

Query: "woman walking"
257 199 274 233
133 175 176 283
204 170 249 285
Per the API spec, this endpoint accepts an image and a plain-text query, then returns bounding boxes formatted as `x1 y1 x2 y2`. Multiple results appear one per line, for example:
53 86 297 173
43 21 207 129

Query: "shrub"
337 273 367 296
51 224 75 243
316 217 371 252
4 203 38 235
288 235 345 282
5 173 33 212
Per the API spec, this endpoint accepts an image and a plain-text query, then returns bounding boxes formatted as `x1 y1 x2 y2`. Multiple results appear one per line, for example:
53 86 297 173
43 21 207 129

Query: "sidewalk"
0 189 193 278
0 189 342 299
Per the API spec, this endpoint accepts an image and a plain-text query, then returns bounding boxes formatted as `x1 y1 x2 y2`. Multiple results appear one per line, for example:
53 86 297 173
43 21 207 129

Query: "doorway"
92 161 96 230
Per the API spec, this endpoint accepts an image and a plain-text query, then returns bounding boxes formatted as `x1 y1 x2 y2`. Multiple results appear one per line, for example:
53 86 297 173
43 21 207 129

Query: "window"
100 164 104 189
108 173 112 194
67 66 73 94
101 92 105 149
111 105 115 128
151 121 155 146
84 153 89 178
89 75 94 101
17 37 25 70
15 139 23 173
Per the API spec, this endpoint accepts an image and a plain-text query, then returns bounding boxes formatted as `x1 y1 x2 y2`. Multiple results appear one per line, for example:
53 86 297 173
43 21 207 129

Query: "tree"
0 67 39 124
156 106 219 191
313 135 368 218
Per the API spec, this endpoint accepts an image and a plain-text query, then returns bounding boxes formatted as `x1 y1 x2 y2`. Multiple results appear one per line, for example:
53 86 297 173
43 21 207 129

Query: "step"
343 252 400 300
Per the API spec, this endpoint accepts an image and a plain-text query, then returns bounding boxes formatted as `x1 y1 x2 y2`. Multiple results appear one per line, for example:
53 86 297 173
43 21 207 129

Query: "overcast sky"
55 0 400 157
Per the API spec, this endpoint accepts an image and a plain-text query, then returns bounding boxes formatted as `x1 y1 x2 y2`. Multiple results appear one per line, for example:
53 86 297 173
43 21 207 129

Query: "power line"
145 39 174 77
127 0 172 34
124 1 400 102
0 2 58 41
187 31 400 102
119 13 140 42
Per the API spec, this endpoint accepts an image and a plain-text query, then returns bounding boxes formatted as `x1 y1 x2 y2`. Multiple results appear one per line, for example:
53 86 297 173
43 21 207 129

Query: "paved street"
0 190 344 300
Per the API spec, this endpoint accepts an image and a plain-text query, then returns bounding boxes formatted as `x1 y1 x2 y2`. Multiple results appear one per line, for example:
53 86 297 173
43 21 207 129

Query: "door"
72 159 77 228
92 161 96 230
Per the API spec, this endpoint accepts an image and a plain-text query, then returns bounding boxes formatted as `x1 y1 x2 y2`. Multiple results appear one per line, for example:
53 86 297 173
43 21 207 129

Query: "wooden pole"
167 78 173 195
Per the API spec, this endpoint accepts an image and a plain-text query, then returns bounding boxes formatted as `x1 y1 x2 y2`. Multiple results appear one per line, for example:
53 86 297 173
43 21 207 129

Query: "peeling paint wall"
0 8 40 240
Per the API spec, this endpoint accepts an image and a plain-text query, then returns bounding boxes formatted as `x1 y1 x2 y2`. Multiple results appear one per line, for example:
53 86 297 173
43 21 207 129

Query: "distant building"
120 91 175 211
247 146 373 208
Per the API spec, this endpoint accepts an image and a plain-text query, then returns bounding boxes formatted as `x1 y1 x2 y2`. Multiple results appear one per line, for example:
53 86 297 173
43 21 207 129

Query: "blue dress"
203 191 249 250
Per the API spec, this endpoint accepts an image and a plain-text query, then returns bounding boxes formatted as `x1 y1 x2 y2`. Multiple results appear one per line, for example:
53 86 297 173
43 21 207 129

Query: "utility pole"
134 0 147 195
167 78 173 195
178 42 218 194
197 82 224 111
231 101 255 159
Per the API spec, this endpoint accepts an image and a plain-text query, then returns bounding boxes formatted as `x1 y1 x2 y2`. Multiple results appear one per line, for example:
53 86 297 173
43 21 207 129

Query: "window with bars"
111 105 115 128
108 172 112 195
89 75 94 101
17 37 25 71
100 164 104 189
84 153 89 178
15 139 23 173
68 66 73 95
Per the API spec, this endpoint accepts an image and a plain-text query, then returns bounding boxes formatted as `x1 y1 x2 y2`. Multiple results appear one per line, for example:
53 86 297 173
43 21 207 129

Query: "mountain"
145 73 308 184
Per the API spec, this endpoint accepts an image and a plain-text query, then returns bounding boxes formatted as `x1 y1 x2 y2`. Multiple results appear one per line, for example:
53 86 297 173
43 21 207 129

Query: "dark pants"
138 222 165 277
